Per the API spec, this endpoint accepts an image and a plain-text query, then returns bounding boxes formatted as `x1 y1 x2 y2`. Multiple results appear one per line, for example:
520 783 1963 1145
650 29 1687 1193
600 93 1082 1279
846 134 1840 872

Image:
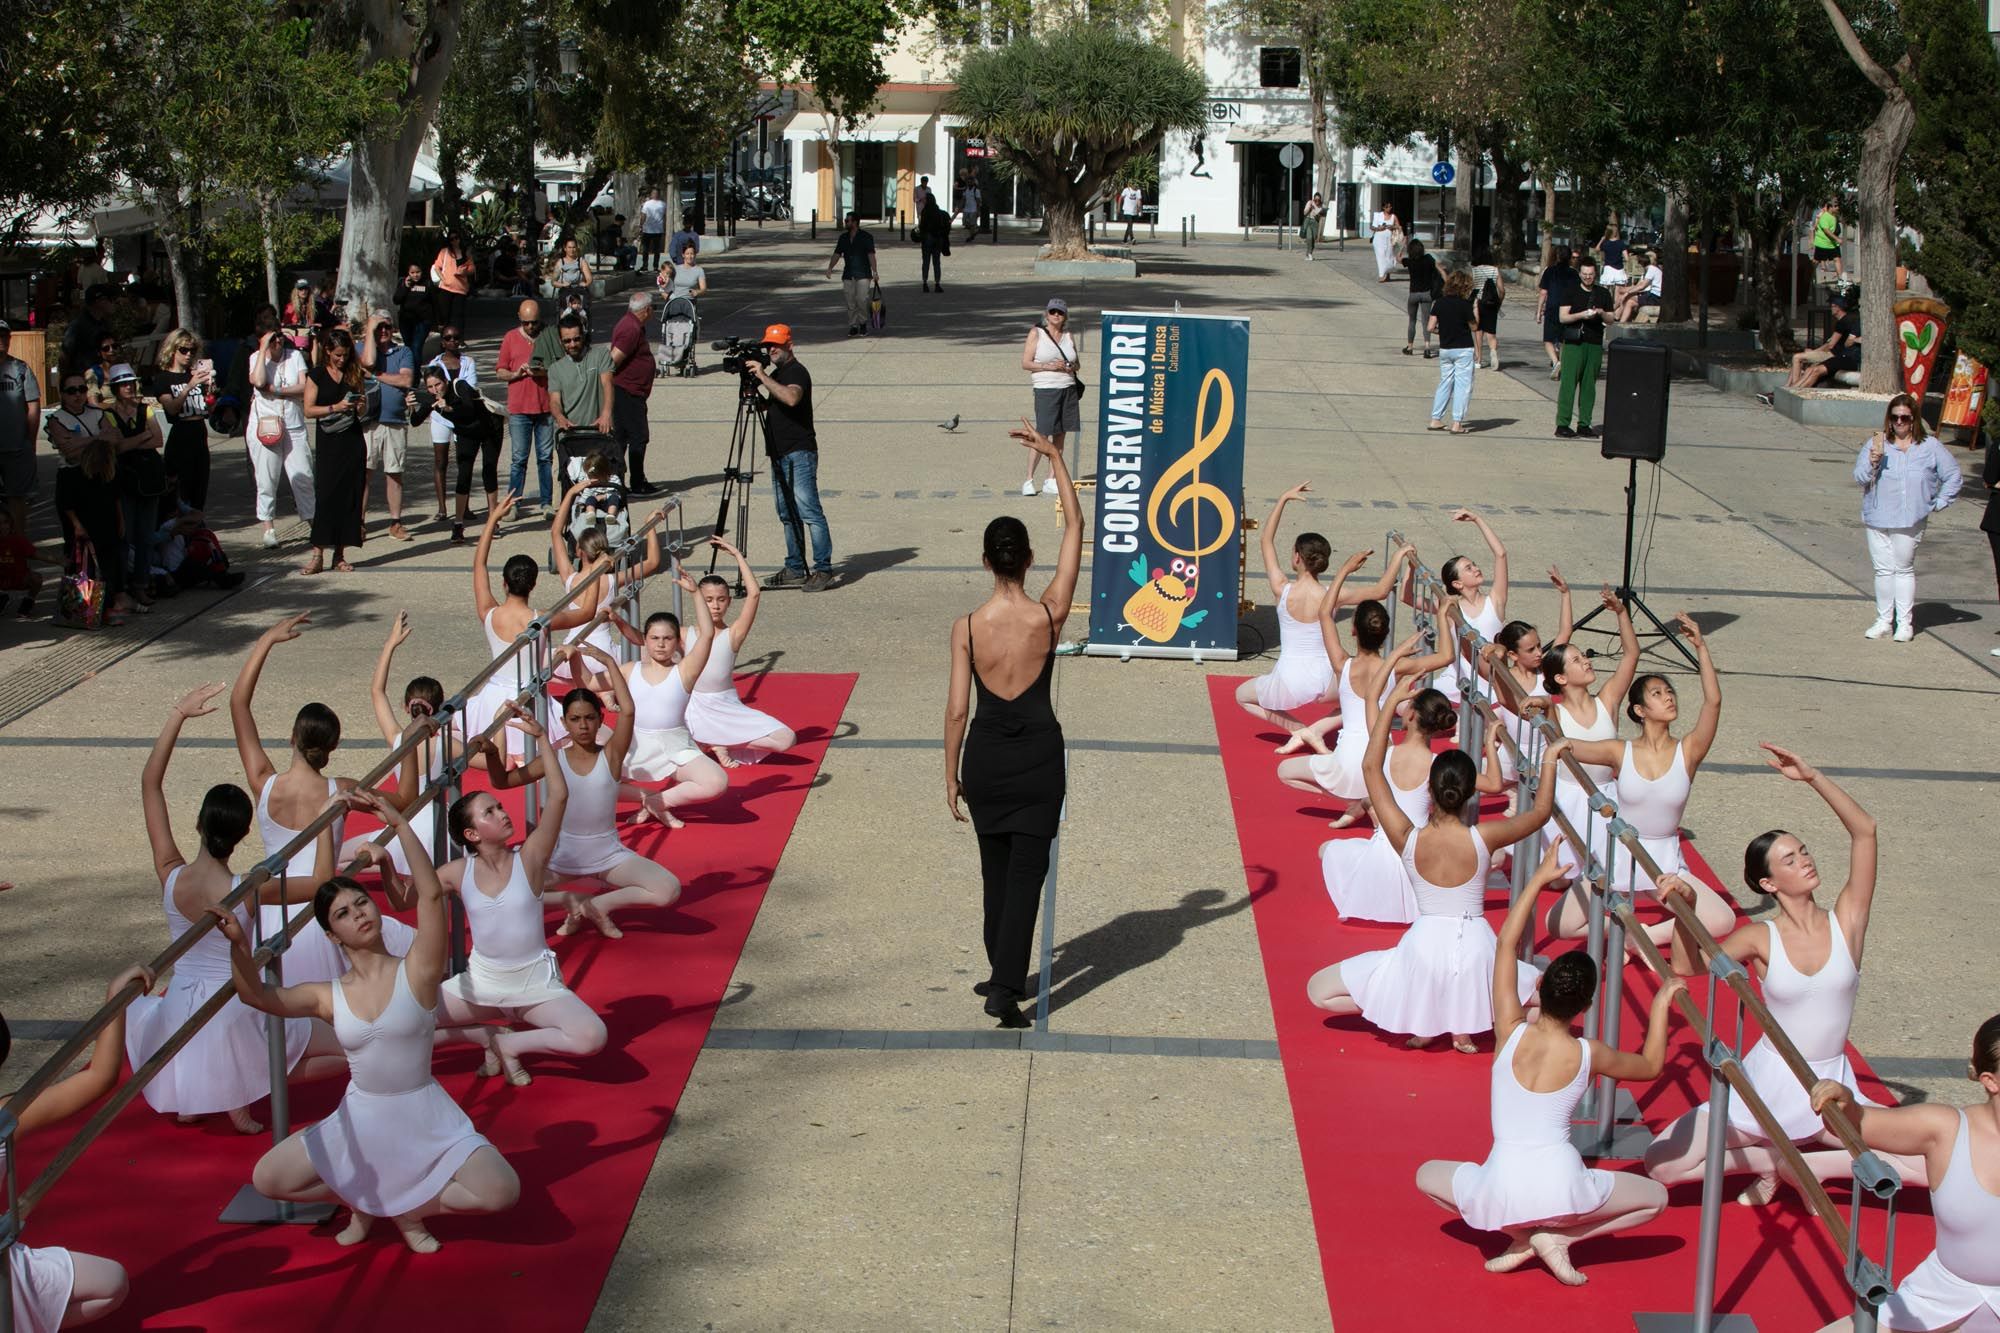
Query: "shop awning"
1224 123 1312 144
787 112 934 143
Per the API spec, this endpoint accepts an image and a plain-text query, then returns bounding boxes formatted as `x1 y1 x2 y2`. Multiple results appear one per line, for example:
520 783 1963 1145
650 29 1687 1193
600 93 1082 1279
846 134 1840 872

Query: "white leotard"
1305 660 1395 800
257 774 342 881
686 627 789 752
547 747 628 878
3 1142 75 1333
1437 593 1506 704
1728 915 1875 1141
1610 740 1691 892
442 849 571 1010
1547 697 1618 874
256 773 417 985
624 659 700 781
1450 1024 1615 1232
1253 583 1335 712
1878 1110 2000 1328
1321 750 1432 924
462 607 530 758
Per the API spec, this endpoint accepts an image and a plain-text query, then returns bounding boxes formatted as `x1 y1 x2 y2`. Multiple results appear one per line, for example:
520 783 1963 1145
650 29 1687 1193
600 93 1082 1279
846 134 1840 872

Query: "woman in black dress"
152 329 215 508
301 327 368 574
945 424 1081 1028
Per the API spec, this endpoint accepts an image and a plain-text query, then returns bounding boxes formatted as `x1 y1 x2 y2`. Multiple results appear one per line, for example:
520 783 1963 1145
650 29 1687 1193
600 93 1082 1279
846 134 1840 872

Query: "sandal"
1426 420 1445 432
1449 424 1470 435
332 560 356 573
298 555 324 576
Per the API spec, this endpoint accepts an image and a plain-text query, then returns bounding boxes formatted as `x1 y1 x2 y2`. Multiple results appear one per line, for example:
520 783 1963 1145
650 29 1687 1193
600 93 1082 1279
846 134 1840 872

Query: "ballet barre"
1392 538 1898 1333
0 508 686 1291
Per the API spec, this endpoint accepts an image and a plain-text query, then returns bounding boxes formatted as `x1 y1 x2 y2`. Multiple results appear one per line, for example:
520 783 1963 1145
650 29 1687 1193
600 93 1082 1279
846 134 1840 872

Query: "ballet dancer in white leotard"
466 493 603 756
487 643 681 939
1479 602 1572 792
548 486 667 703
129 686 347 1133
1306 675 1567 1052
230 615 417 983
1416 837 1685 1286
1435 509 1512 706
615 602 728 828
1549 612 1736 946
215 789 519 1253
1807 1014 2000 1332
1236 484 1409 732
687 535 796 766
1538 587 1639 881
1643 745 1926 1206
4 964 157 1329
434 722 608 1085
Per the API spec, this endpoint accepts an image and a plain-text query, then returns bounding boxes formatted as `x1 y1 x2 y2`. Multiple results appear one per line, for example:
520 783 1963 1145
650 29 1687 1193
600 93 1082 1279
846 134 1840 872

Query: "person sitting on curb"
1768 292 1860 400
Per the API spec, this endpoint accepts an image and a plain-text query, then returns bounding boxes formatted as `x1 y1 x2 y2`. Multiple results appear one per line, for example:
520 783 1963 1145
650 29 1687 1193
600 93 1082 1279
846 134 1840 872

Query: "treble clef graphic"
1146 368 1237 559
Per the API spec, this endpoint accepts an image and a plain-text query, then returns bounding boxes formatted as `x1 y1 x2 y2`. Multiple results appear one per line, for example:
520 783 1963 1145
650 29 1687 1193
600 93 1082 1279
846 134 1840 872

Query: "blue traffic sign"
1431 162 1455 186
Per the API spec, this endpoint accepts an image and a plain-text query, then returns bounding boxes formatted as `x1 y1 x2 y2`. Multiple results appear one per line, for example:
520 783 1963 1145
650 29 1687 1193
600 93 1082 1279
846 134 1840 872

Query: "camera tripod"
1571 456 1698 669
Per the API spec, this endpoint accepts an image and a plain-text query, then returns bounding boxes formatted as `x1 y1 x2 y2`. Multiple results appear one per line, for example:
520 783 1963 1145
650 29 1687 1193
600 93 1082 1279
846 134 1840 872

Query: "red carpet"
1206 676 1928 1331
20 672 855 1332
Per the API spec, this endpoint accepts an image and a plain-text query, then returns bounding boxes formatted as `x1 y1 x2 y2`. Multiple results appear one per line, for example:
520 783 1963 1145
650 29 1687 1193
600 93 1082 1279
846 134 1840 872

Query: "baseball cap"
0 319 10 335
1046 297 1068 314
760 323 793 346
1829 290 1852 309
294 277 312 289
108 362 140 384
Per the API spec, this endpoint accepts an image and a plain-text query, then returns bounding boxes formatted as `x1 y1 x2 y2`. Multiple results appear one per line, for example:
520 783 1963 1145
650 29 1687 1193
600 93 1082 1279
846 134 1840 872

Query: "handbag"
256 413 284 446
869 283 886 331
59 539 104 629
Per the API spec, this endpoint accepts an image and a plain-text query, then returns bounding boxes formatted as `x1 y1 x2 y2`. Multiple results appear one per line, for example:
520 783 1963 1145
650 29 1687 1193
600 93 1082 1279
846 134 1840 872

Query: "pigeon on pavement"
937 414 961 432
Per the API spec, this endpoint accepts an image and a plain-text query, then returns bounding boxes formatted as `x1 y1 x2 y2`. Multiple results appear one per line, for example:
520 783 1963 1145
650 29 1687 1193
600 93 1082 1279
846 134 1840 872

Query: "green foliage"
0 4 124 240
1900 0 2000 367
737 0 905 121
205 206 344 299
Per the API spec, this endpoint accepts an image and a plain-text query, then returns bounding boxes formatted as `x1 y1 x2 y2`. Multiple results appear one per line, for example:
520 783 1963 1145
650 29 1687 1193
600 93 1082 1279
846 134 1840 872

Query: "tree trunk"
1661 193 1691 323
1745 204 1797 363
1539 176 1557 268
1854 87 1915 393
1044 193 1087 260
1490 144 1527 263
337 1 468 313
162 227 199 340
257 191 280 309
1452 133 1476 260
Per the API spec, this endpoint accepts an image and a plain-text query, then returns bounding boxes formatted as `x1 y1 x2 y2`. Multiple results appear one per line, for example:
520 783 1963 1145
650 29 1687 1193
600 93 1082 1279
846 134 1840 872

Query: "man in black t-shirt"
747 323 833 590
1782 292 1861 391
1555 258 1616 438
826 213 879 337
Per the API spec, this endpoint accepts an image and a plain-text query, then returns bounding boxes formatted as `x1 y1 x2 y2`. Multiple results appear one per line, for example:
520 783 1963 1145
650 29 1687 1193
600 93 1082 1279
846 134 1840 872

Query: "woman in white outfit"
547 483 665 703
1019 299 1079 496
489 642 682 939
245 322 312 548
1644 745 1926 1205
1854 393 1962 643
467 494 602 757
217 789 519 1253
1808 1013 2000 1332
4 963 156 1330
687 536 796 764
1538 587 1640 881
1237 483 1408 733
433 719 609 1085
1434 509 1513 707
1478 597 1573 793
1273 552 1396 821
1371 206 1401 281
615 603 728 828
230 615 418 984
129 685 348 1134
1306 675 1567 1052
1320 682 1499 924
1416 836 1685 1286
1546 611 1736 946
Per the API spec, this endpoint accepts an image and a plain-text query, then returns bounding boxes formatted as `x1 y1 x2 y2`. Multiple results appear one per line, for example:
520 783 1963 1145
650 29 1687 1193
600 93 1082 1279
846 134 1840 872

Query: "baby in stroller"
560 439 631 555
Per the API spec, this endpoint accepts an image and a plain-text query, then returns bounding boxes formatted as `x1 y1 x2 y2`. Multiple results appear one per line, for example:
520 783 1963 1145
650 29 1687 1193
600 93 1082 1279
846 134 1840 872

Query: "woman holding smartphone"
301 328 370 574
153 329 215 508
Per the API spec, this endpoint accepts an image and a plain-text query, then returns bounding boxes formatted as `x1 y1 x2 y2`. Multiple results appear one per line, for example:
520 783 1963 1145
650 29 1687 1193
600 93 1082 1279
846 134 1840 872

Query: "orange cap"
761 323 793 345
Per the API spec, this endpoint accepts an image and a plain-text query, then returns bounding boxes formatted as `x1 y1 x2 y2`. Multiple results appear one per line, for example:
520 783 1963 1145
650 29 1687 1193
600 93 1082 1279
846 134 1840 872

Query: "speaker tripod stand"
1571 456 1698 670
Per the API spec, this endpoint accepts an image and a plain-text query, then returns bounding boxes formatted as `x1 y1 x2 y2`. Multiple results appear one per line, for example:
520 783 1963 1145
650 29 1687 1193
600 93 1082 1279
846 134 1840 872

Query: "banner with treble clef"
1084 311 1249 660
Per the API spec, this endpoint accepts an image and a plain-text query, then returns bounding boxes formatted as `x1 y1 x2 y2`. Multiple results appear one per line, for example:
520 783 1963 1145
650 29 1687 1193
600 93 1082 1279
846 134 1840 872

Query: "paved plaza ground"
1 224 1994 1329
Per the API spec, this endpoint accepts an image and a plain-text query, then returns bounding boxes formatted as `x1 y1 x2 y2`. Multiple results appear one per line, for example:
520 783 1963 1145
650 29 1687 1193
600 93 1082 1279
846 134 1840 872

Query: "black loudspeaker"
1601 341 1671 462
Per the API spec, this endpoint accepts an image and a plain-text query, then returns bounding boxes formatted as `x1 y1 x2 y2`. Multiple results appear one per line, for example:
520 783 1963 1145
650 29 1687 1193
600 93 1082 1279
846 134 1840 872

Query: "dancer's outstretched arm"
1678 613 1722 771
144 685 224 883
232 614 310 792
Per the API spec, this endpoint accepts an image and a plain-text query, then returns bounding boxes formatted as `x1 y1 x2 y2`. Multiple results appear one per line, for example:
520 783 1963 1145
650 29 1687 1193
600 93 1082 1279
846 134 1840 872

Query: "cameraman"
745 324 832 591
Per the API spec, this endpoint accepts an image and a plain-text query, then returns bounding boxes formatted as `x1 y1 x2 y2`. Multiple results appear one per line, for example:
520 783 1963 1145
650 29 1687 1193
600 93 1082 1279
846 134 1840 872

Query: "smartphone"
194 358 213 379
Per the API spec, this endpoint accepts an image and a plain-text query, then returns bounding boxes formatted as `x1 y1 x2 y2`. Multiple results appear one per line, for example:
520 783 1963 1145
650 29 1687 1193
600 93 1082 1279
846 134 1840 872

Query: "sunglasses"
1890 413 1914 422
441 334 462 342
60 384 87 393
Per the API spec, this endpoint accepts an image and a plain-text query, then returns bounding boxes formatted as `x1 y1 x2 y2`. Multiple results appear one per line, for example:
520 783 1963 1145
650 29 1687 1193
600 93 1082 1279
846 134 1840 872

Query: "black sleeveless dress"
960 606 1066 838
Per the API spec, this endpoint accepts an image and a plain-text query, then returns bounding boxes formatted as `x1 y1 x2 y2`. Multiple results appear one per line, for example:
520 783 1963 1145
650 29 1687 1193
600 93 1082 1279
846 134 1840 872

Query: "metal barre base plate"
1633 1314 1758 1332
1570 1087 1656 1161
219 1184 338 1226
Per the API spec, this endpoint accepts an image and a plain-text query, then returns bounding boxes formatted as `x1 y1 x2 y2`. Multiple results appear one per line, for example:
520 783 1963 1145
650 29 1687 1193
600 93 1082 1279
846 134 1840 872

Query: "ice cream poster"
1085 312 1248 659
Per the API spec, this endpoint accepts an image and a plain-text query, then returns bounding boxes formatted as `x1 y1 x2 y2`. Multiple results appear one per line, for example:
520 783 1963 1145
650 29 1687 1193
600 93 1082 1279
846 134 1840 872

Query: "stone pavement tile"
588 1050 1022 1333
1012 1053 1324 1331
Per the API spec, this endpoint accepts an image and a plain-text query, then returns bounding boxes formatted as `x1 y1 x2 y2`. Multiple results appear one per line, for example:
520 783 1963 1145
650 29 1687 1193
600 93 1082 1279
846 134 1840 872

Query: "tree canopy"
1900 0 2000 368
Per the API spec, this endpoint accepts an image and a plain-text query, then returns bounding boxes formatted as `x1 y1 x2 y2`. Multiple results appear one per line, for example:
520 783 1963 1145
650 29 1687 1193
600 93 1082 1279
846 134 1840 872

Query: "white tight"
1415 1158 1667 1242
1865 523 1924 626
59 1252 129 1328
565 853 681 919
1545 879 1739 949
251 1134 518 1240
246 422 314 524
435 989 607 1064
1644 1106 1929 1198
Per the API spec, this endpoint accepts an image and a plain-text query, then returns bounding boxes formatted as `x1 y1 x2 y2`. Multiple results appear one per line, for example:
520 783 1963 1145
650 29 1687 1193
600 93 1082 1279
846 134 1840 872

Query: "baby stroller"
555 428 631 561
659 294 700 377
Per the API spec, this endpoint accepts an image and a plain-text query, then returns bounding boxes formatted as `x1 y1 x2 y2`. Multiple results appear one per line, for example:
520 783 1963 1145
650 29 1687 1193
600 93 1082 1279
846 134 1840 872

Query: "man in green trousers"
1554 257 1615 439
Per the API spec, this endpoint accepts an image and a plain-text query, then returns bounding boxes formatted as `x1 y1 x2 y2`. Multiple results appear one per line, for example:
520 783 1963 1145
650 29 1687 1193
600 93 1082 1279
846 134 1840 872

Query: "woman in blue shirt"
1854 393 1963 642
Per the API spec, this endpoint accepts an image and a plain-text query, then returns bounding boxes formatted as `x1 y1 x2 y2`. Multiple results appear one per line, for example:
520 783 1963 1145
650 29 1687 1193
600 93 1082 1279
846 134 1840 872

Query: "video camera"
710 335 768 377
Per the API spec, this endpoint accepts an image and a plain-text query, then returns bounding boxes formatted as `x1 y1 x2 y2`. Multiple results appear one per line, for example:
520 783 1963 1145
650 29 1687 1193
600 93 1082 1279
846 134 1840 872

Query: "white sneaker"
1989 646 2000 658
1893 624 1914 643
1041 477 1060 495
1863 618 1892 640
262 528 279 548
1021 480 1037 496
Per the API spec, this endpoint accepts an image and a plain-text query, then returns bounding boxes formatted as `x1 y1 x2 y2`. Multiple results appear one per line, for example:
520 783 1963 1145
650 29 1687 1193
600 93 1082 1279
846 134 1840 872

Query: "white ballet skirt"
125 870 310 1115
1321 752 1432 924
460 607 531 759
625 659 701 781
1881 1253 2000 1331
442 851 572 1011
302 962 490 1218
686 628 788 755
1546 698 1617 878
257 774 415 982
1727 916 1881 1143
1878 1110 2000 1329
1433 593 1505 706
546 747 629 880
1253 584 1333 712
4 1146 73 1333
1340 826 1539 1038
1451 1025 1616 1232
1306 661 1395 800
